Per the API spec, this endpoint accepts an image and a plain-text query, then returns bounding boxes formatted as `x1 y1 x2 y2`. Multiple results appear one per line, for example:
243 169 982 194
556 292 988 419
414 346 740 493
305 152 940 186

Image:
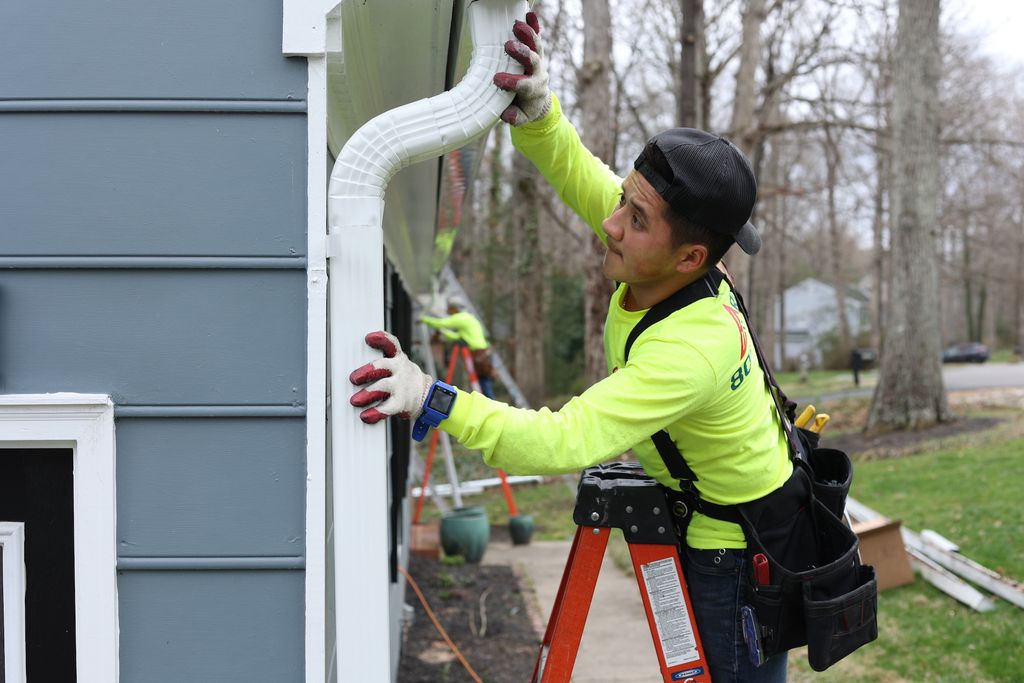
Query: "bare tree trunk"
759 136 781 366
823 126 852 354
870 132 889 353
981 278 997 349
676 0 706 129
459 156 481 292
867 0 949 431
962 225 975 340
482 130 505 335
512 152 546 405
724 0 767 299
870 21 893 355
1017 236 1024 353
579 0 616 386
777 173 790 368
978 222 997 348
1014 176 1024 353
729 0 765 149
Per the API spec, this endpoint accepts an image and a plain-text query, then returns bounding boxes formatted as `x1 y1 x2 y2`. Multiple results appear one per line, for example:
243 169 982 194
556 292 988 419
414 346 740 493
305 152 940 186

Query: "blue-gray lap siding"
0 0 309 680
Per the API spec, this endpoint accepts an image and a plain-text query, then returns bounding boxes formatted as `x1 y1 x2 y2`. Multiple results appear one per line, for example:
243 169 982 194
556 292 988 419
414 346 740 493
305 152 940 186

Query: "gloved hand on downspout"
349 331 434 423
493 11 552 126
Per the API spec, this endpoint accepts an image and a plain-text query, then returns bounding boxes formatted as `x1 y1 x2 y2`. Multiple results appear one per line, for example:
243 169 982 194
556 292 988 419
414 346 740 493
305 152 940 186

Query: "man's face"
601 171 685 287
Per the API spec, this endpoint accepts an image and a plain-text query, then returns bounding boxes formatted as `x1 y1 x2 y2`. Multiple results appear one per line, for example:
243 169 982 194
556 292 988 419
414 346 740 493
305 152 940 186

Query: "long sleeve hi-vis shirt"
421 312 489 351
441 95 792 549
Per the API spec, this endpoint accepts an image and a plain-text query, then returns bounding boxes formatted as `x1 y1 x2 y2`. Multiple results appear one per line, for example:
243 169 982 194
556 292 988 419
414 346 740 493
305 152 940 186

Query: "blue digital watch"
411 380 458 442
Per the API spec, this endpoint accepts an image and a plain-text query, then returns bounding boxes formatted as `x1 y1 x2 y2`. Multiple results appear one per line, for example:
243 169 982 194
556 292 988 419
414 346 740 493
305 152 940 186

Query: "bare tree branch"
537 191 585 245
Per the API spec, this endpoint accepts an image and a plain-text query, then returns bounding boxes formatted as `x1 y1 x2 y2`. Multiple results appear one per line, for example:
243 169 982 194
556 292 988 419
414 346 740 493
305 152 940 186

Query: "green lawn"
776 368 877 400
988 348 1021 363
418 411 1024 681
789 434 1024 682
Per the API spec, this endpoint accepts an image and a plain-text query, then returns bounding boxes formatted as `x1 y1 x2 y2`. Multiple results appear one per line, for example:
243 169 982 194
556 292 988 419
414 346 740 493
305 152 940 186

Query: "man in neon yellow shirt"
420 300 496 398
349 12 790 682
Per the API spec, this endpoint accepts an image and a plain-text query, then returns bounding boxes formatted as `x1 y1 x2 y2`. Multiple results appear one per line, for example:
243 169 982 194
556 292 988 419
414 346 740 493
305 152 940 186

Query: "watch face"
428 386 456 414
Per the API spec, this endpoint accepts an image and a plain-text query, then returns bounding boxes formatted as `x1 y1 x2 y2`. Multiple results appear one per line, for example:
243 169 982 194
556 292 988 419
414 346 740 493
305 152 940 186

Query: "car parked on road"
942 342 989 363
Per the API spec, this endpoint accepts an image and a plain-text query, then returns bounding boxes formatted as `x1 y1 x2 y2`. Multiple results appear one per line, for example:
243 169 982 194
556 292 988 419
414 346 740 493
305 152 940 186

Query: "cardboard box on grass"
851 518 915 591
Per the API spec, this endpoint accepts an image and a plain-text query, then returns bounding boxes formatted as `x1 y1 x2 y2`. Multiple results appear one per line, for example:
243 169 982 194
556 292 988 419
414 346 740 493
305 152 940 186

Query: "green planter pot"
509 514 535 545
440 506 490 563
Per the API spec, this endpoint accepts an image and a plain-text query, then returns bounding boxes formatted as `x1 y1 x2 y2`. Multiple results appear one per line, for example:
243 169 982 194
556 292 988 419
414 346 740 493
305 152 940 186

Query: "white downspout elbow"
326 1 525 680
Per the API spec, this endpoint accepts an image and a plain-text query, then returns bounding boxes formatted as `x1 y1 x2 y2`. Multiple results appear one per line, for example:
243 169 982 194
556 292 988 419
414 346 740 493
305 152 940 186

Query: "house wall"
774 279 867 367
0 1 309 680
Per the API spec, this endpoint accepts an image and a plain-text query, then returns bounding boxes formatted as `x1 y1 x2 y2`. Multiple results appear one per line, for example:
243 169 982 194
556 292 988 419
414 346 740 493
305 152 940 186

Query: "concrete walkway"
484 538 664 682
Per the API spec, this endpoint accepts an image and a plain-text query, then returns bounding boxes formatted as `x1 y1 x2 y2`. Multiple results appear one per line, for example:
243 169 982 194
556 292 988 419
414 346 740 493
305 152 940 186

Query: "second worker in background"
421 299 497 399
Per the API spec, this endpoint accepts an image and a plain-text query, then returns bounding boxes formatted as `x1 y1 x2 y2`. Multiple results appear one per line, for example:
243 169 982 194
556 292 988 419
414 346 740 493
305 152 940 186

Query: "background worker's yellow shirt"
421 311 489 351
443 95 791 548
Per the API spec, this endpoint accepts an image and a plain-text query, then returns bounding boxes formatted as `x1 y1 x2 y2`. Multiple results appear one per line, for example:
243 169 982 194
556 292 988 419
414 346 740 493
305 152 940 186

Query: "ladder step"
533 465 713 683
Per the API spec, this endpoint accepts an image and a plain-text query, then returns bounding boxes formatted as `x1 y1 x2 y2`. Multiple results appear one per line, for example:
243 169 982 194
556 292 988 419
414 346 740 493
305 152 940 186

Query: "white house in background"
773 278 869 367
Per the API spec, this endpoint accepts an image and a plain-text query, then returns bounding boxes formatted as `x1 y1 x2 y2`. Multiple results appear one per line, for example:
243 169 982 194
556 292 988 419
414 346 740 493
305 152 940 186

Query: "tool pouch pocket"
806 447 852 520
792 429 852 520
803 564 878 671
744 581 798 654
737 467 877 669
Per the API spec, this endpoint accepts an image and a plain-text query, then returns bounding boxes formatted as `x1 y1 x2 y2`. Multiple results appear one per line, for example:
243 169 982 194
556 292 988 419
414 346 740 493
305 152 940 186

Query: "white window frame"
0 521 27 683
0 394 119 682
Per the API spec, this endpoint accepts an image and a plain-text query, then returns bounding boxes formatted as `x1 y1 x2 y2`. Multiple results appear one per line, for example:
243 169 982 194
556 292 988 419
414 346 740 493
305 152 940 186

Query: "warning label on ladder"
640 557 700 668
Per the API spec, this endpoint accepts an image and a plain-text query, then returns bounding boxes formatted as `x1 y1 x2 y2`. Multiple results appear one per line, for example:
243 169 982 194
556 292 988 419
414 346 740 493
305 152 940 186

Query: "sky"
952 0 1024 68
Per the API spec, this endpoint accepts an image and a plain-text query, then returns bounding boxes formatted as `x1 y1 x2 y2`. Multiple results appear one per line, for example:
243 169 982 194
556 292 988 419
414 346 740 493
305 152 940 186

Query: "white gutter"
325 1 525 680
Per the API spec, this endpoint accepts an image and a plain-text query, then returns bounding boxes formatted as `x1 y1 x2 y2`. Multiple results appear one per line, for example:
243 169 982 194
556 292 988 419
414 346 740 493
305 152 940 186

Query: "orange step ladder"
531 462 713 683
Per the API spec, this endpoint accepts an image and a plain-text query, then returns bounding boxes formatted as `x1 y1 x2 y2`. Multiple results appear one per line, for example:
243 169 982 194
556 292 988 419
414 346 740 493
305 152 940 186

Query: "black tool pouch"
735 466 877 671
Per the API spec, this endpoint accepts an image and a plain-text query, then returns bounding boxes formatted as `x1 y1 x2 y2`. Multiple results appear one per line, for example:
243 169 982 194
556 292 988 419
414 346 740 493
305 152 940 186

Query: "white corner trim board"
303 53 330 683
0 394 119 682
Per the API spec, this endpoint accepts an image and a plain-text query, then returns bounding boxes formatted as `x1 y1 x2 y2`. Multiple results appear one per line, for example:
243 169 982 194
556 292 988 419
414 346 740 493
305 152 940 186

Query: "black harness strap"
623 270 723 361
623 268 804 519
623 270 724 486
726 282 801 457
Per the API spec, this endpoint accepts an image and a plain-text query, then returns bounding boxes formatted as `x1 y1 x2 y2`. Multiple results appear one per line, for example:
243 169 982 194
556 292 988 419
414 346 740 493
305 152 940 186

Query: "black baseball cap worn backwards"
633 128 761 255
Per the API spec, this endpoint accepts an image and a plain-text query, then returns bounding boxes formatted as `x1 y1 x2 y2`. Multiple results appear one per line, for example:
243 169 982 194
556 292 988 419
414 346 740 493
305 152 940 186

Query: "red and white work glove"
493 11 552 126
349 331 433 424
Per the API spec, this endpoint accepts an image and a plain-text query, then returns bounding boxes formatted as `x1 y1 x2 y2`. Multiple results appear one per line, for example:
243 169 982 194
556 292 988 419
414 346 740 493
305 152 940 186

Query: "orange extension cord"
400 565 484 683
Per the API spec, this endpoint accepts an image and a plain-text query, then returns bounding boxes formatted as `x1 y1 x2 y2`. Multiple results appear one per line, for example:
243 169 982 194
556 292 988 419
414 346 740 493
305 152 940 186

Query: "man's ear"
675 243 709 274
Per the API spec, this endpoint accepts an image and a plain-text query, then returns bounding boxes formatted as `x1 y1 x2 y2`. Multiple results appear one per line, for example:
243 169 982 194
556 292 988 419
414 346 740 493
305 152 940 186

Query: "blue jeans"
683 546 787 683
478 375 495 399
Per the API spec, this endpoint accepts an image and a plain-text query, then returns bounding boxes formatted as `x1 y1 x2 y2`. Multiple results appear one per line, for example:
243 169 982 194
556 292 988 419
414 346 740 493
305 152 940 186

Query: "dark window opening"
0 449 76 682
386 263 413 583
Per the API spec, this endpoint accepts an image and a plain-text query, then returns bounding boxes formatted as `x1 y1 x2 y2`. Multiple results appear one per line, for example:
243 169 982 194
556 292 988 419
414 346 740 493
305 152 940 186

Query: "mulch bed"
398 528 541 682
827 416 1002 459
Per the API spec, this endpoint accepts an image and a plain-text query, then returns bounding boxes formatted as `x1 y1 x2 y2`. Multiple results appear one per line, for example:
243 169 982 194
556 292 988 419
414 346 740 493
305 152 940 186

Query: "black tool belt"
664 435 876 672
627 270 877 671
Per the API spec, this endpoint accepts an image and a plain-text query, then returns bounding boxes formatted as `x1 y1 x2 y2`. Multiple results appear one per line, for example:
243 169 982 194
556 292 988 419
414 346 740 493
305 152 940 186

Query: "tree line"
449 0 1024 431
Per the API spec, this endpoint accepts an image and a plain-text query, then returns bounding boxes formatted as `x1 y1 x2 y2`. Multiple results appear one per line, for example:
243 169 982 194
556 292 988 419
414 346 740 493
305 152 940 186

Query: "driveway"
941 362 1024 390
794 362 1024 403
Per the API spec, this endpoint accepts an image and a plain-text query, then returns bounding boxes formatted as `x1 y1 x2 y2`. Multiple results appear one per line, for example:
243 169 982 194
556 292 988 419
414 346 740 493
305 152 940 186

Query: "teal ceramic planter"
440 506 490 563
508 514 535 545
